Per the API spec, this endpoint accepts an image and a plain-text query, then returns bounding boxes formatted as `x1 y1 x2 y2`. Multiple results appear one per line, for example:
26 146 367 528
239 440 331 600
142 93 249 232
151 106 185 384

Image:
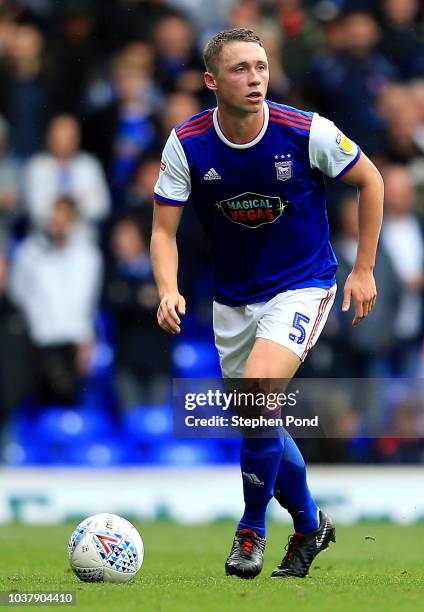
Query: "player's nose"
248 70 261 85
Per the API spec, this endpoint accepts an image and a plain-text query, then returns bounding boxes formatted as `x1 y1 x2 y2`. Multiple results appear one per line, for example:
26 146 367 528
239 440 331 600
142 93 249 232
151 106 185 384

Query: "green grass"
1 522 423 611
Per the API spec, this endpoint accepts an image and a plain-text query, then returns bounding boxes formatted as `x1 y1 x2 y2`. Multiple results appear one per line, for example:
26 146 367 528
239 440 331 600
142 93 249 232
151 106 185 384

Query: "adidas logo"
242 472 264 485
203 167 221 180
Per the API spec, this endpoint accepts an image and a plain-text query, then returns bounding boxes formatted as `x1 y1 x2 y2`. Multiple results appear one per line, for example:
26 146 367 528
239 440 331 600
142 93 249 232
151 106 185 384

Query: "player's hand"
342 268 376 326
157 292 186 334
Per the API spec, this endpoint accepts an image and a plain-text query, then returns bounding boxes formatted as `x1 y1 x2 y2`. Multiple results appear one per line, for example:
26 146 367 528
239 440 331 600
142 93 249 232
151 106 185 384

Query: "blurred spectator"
103 216 170 409
333 194 401 377
305 11 398 153
377 82 410 126
408 80 424 202
85 41 163 116
275 0 323 85
378 83 424 165
159 91 200 146
0 4 18 61
255 24 291 102
0 251 32 428
84 50 158 206
230 0 262 31
152 13 204 96
24 114 110 238
170 0 230 34
378 0 424 79
314 12 346 53
410 80 424 126
381 165 424 376
18 1 52 19
0 114 21 249
125 155 161 212
119 42 156 81
49 0 103 116
376 398 424 463
10 196 102 404
0 21 63 159
108 0 175 48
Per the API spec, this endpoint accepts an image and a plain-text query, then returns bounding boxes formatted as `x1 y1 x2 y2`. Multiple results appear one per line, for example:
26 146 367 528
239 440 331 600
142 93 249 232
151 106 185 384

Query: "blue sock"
238 437 283 538
273 435 319 533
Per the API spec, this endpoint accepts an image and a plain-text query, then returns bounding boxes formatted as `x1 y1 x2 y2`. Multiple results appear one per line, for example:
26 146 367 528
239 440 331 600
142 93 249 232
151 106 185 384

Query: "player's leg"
252 286 337 578
271 445 336 578
225 338 303 578
214 300 273 578
216 289 336 579
225 341 300 578
236 342 301 539
245 340 320 536
213 301 257 380
255 286 336 531
273 436 319 534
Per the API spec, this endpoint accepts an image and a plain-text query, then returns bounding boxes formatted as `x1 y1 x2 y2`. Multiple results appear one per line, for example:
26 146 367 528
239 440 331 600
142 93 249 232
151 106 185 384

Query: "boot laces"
284 532 303 562
238 529 257 555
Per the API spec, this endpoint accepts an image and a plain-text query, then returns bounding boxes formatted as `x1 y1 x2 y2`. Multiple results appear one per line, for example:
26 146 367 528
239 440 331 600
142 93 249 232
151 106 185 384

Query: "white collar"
213 102 269 149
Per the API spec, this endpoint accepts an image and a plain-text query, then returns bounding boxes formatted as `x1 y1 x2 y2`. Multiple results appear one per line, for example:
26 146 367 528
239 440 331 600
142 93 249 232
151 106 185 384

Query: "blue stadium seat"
2 440 46 466
5 404 238 467
145 439 227 466
8 405 34 443
34 406 114 445
172 338 221 377
5 405 46 465
122 405 173 443
62 439 128 467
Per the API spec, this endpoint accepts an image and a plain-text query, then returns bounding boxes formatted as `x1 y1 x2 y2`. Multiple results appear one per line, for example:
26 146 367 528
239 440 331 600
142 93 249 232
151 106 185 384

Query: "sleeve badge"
336 131 354 154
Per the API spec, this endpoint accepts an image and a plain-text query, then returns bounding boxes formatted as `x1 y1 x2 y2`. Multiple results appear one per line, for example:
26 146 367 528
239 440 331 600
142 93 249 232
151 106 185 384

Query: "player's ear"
204 71 218 92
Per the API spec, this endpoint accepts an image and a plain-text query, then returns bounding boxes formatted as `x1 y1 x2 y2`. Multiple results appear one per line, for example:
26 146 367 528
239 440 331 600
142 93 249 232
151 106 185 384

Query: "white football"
68 513 144 583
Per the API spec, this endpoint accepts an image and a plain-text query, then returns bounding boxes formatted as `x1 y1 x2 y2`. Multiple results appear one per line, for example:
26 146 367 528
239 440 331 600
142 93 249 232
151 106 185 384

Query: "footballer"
151 29 383 579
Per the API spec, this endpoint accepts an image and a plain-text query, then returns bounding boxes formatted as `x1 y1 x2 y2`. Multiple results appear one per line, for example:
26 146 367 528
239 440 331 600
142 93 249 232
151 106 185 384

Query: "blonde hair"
203 28 262 74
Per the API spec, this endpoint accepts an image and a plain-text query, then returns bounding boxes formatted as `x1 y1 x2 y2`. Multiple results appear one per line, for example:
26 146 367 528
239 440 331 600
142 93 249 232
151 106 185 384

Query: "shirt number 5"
289 312 310 344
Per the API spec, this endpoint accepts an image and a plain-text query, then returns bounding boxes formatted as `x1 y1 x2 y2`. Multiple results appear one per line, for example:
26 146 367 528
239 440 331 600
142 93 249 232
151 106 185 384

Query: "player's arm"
309 115 384 326
340 153 384 326
151 129 191 334
151 202 185 334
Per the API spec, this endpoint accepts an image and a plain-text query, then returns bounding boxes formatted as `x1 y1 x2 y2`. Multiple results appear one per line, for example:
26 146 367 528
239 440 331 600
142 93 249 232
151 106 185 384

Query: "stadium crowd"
0 0 423 464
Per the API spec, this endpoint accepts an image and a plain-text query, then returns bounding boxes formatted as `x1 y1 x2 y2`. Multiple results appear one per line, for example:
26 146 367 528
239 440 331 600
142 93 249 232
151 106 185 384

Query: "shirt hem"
335 149 361 179
154 192 187 206
213 277 337 307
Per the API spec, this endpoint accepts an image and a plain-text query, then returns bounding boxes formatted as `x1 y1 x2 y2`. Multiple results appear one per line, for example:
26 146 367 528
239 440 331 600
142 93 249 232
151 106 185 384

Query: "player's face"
207 42 269 114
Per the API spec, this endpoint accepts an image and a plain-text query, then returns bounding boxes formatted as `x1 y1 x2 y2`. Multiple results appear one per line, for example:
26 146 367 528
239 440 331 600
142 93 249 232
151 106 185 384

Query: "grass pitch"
1 521 423 612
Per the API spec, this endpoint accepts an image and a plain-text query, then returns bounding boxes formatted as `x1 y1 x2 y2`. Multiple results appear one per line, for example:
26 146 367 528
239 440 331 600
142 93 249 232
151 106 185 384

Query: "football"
68 513 144 583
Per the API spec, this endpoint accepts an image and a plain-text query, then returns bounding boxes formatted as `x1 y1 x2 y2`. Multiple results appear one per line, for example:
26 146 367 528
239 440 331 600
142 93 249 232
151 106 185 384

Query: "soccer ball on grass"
68 513 144 583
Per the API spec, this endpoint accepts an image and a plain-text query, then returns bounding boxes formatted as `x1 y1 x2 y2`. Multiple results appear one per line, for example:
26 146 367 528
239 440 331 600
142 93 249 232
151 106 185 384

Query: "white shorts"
213 285 336 378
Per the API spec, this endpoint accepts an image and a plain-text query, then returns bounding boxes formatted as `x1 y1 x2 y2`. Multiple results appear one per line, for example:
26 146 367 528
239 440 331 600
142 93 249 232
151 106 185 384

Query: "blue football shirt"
154 100 361 306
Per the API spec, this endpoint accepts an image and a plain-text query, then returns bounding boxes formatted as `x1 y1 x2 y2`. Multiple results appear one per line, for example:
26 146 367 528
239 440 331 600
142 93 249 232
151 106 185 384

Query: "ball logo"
216 192 288 229
94 532 122 557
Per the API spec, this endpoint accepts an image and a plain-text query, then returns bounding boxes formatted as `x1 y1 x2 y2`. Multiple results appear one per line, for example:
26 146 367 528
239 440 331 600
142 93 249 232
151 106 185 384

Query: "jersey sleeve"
154 129 191 206
309 113 361 179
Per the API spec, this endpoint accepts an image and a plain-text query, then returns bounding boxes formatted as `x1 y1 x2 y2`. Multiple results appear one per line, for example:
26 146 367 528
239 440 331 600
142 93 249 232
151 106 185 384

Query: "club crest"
275 159 292 181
